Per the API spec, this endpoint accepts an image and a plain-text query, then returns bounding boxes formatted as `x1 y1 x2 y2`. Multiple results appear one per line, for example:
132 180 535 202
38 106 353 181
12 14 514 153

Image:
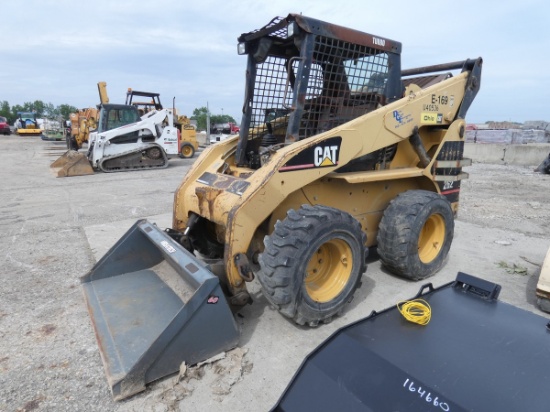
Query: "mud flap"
273 273 550 411
50 150 94 177
81 219 240 400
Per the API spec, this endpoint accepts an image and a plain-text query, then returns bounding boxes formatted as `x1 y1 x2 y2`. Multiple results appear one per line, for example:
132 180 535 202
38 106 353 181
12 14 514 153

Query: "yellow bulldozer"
81 14 482 399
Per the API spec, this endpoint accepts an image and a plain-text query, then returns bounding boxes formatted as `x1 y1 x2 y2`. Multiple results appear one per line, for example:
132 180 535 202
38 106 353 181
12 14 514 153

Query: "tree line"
0 100 238 130
190 107 237 131
0 100 78 124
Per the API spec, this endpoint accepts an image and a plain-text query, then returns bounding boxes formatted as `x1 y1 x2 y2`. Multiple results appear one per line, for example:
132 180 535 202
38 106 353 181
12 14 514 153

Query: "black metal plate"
273 273 550 412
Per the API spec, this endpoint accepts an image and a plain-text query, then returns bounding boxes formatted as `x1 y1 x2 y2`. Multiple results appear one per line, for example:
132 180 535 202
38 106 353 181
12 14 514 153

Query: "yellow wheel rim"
305 239 352 303
182 146 193 157
418 213 445 264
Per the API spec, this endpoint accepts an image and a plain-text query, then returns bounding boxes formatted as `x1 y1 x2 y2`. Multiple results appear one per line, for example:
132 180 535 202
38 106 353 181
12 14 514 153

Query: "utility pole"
206 102 211 146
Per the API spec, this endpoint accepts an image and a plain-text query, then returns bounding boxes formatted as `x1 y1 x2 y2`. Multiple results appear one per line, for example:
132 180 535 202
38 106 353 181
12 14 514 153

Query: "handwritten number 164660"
403 378 450 411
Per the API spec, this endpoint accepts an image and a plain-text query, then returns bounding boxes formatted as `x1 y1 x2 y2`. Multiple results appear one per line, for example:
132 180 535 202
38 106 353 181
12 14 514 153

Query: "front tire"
377 190 454 280
258 205 367 326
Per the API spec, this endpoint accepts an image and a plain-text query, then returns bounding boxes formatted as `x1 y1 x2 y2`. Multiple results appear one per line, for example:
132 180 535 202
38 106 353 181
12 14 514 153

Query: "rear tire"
377 190 454 280
179 143 195 159
258 205 367 326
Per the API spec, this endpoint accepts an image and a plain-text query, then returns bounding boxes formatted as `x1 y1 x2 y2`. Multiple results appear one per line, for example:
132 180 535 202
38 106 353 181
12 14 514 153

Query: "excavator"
80 14 482 400
51 82 183 177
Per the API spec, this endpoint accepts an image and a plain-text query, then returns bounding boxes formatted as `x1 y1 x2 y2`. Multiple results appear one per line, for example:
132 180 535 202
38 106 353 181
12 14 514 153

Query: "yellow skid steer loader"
81 14 482 400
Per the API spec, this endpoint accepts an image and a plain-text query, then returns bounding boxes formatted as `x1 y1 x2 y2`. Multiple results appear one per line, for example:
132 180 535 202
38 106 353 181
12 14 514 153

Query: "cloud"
1 0 549 123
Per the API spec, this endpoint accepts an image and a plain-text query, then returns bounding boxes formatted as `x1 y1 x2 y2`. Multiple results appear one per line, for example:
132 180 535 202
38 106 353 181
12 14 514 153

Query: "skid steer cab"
82 13 482 400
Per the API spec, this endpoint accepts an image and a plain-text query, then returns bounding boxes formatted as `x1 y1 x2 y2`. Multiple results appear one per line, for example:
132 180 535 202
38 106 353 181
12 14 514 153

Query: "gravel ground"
0 136 192 412
1 135 549 411
459 162 550 237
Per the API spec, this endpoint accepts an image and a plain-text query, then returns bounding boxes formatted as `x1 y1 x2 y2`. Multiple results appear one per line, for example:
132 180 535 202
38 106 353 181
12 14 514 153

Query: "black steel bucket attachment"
81 219 239 401
273 272 550 411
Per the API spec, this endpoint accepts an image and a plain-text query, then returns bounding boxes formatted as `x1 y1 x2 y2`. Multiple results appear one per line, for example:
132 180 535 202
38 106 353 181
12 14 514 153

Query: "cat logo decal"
279 136 342 172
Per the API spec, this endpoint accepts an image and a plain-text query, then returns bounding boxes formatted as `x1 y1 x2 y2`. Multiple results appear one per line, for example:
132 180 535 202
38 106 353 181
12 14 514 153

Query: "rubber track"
99 145 168 173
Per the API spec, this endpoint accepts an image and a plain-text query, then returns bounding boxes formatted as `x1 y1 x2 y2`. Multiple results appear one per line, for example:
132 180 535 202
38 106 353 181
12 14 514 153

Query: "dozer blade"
50 150 94 177
81 219 240 400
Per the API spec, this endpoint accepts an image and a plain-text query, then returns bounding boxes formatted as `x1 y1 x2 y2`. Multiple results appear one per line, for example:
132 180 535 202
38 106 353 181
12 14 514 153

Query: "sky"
1 0 549 124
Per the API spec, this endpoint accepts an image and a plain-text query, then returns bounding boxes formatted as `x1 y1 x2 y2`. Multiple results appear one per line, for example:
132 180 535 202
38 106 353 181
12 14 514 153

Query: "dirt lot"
1 135 549 411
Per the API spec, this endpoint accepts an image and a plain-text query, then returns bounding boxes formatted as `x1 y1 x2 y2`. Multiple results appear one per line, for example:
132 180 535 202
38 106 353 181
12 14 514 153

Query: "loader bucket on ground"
273 272 550 412
50 150 94 177
81 219 240 401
